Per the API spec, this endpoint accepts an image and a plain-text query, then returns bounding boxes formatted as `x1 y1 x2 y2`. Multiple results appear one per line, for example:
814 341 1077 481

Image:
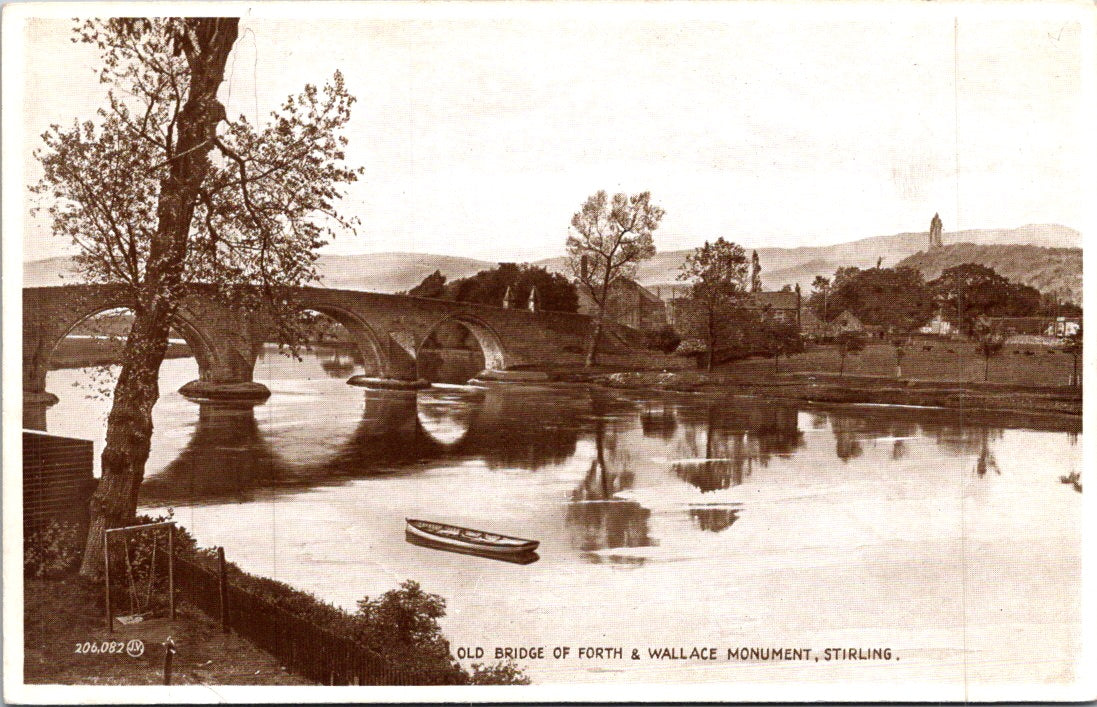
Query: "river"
38 346 1083 688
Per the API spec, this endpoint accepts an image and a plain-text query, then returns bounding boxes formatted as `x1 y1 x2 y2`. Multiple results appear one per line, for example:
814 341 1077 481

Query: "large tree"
677 238 750 371
928 263 1041 335
566 191 662 365
823 265 934 334
32 19 361 577
449 263 579 312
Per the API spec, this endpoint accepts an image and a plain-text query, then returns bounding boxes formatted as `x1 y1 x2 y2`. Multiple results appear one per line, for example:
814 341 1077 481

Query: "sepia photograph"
3 1 1093 703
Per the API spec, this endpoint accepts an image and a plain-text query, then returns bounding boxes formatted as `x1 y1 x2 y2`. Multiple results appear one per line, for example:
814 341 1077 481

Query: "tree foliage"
33 22 360 307
407 270 447 299
677 238 750 371
566 190 662 365
449 263 578 312
928 263 1041 335
816 265 934 333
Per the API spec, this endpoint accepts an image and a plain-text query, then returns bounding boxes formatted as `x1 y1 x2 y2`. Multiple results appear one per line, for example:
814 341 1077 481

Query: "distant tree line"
808 261 1075 337
406 263 579 313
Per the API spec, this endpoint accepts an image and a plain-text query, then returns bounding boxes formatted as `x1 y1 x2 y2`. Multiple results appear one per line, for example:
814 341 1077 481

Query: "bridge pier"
178 380 272 403
346 375 431 391
470 369 550 384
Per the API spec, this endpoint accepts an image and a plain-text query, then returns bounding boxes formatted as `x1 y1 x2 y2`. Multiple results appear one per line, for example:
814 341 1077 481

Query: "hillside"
22 252 497 293
897 243 1082 304
536 224 1081 291
310 252 494 292
23 224 1080 294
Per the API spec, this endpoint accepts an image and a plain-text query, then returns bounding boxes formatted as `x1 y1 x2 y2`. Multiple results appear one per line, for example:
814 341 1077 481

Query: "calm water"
40 347 1083 687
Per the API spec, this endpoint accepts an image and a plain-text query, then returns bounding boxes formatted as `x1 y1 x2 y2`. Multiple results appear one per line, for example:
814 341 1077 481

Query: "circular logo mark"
125 639 145 658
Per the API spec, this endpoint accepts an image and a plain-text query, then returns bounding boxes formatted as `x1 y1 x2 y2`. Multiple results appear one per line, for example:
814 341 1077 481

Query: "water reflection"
672 403 802 491
689 504 743 533
140 386 583 505
639 401 678 440
565 394 655 564
316 347 361 378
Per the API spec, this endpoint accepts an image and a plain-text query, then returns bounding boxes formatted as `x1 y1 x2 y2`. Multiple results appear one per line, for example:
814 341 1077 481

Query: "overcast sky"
17 4 1089 263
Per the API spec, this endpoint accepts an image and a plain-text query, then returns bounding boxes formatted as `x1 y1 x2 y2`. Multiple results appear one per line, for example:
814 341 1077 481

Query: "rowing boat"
405 518 539 555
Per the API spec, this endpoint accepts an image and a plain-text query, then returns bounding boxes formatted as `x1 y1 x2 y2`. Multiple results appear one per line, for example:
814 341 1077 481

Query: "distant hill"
535 224 1080 291
897 243 1082 304
310 252 494 292
22 252 497 293
22 256 84 286
23 224 1080 294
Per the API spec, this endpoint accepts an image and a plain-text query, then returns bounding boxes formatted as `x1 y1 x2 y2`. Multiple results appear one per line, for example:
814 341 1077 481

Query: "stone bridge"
24 284 646 405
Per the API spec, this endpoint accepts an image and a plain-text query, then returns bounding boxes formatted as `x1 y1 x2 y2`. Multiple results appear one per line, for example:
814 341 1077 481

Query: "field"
726 339 1078 388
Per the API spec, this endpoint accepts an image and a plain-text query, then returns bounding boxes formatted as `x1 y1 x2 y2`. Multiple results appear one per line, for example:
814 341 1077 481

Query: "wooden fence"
171 549 411 685
23 430 96 535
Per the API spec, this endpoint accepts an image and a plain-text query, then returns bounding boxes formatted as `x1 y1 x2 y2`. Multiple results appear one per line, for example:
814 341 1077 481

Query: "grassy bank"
23 516 528 686
24 577 310 685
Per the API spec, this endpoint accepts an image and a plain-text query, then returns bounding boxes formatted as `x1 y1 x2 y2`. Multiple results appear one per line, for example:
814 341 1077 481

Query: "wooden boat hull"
405 518 539 555
405 532 539 564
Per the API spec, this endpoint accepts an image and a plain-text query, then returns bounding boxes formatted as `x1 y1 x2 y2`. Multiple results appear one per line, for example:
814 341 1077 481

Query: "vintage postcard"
3 1 1094 703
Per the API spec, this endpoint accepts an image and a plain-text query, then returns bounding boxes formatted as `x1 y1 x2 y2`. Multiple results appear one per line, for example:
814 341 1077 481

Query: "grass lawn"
23 577 311 685
726 340 1077 388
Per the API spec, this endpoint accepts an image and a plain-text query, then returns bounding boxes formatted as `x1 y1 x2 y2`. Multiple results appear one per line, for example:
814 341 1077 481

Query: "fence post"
217 546 228 633
167 524 175 622
163 637 176 685
103 530 112 633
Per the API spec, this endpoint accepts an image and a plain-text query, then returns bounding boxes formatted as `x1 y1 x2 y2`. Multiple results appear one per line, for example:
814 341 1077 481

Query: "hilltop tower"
929 212 943 249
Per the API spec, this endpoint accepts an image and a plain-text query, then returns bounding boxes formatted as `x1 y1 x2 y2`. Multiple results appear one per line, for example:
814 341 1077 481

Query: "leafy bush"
469 660 533 685
644 325 681 353
111 517 531 685
24 520 83 579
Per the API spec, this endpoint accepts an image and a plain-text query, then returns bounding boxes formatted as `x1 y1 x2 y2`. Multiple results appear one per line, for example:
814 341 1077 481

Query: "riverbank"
24 577 310 685
50 338 192 370
589 370 1080 419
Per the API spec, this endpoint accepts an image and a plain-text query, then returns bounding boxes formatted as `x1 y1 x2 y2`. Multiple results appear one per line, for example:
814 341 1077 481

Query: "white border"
4 1 1096 703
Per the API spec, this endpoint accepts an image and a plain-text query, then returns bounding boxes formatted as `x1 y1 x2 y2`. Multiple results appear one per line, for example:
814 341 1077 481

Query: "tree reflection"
689 505 741 532
565 393 653 563
639 401 678 440
316 347 359 378
974 428 1000 477
673 401 802 490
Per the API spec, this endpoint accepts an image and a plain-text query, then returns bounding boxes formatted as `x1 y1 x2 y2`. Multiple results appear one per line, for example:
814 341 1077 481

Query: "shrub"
24 520 83 579
469 660 533 685
644 325 681 353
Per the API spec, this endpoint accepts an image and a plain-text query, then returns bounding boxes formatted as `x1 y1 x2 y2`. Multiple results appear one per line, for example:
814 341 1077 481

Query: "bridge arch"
417 314 508 381
32 302 218 395
289 302 388 378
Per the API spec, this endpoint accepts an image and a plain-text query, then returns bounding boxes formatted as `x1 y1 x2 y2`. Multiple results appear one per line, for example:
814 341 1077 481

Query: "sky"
16 4 1090 263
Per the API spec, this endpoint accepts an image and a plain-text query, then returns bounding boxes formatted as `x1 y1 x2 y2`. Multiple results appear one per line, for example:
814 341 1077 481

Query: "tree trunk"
585 313 604 367
984 354 990 382
705 308 714 372
839 351 845 378
79 18 239 579
773 352 779 373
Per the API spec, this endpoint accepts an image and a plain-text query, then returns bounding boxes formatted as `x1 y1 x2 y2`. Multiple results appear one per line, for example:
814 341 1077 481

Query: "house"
750 289 801 327
799 307 833 340
919 311 954 337
661 286 803 331
576 278 668 331
831 310 865 335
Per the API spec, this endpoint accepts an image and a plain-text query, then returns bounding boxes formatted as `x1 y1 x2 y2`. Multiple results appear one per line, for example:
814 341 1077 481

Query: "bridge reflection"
138 387 582 506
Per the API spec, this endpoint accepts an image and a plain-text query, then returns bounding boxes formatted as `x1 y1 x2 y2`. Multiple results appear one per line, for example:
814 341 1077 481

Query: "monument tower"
929 212 943 249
